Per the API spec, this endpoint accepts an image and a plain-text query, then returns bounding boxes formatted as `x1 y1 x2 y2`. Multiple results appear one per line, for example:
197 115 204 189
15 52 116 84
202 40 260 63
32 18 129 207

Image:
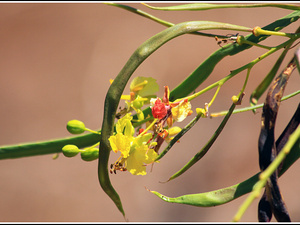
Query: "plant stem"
210 90 300 117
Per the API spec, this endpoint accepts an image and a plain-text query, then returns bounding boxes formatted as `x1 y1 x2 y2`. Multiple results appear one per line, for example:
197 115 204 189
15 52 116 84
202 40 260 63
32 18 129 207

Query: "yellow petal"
126 151 147 176
120 95 131 100
171 100 192 122
126 144 158 176
144 148 158 164
109 133 131 158
116 113 134 136
108 135 118 153
134 133 152 146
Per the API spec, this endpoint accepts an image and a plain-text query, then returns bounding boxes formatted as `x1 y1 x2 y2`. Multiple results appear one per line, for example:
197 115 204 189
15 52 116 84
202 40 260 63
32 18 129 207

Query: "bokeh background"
0 2 299 222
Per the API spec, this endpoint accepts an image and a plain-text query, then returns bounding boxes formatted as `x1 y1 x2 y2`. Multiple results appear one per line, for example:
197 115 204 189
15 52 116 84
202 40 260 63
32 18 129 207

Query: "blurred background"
0 2 299 222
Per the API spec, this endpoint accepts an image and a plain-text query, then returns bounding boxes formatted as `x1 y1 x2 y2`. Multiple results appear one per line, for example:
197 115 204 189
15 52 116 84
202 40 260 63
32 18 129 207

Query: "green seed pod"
67 120 86 134
62 144 80 157
81 148 99 161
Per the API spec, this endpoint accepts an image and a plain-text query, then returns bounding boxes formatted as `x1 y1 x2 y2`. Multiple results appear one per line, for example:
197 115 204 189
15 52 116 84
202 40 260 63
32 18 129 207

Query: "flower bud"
252 26 262 37
196 108 207 118
231 95 239 104
232 93 244 105
67 120 86 134
168 126 182 137
151 98 167 119
62 144 80 157
236 35 244 46
132 95 145 109
81 148 99 161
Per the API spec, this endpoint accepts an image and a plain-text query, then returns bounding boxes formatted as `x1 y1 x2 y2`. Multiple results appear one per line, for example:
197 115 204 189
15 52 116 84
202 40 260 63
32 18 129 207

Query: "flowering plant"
1 2 300 222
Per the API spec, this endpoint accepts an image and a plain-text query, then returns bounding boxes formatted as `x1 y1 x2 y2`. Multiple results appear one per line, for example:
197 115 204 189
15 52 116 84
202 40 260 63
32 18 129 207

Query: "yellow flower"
108 133 132 158
116 113 135 136
109 113 134 158
126 144 158 176
171 99 192 122
126 133 158 175
109 114 158 175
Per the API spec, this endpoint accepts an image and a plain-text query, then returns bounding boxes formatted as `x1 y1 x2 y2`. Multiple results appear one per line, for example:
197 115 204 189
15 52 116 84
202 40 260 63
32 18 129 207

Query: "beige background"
0 2 299 222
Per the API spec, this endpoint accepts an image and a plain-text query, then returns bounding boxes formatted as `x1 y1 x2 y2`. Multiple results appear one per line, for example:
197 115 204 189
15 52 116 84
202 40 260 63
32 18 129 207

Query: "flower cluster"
109 78 192 175
62 119 101 161
61 76 193 176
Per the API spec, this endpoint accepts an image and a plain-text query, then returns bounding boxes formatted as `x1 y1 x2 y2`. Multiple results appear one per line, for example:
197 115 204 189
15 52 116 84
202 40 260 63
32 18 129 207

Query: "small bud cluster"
62 120 100 162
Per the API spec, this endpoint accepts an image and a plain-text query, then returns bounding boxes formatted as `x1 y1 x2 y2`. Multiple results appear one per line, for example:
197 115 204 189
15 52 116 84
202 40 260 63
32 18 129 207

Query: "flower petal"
134 133 152 146
109 133 131 158
108 135 118 153
126 144 158 176
171 100 192 122
116 113 134 136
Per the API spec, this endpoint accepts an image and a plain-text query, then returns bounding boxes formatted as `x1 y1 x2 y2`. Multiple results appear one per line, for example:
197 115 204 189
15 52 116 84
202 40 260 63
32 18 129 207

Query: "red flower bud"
151 98 167 119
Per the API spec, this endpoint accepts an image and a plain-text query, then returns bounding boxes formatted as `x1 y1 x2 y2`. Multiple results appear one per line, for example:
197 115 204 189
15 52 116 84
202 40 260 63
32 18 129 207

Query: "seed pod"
258 191 272 222
257 57 296 222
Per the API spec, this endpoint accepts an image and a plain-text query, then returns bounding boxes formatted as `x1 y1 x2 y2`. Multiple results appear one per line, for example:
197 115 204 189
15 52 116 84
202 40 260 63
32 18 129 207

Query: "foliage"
1 2 300 222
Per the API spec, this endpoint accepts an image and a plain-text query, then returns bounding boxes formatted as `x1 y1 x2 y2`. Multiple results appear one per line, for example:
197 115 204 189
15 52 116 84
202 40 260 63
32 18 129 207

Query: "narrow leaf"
149 129 300 208
166 103 236 182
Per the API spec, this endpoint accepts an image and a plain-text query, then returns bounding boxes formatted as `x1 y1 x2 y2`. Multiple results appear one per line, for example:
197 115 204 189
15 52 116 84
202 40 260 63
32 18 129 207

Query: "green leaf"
149 174 259 207
149 135 300 207
0 132 100 160
166 103 236 182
